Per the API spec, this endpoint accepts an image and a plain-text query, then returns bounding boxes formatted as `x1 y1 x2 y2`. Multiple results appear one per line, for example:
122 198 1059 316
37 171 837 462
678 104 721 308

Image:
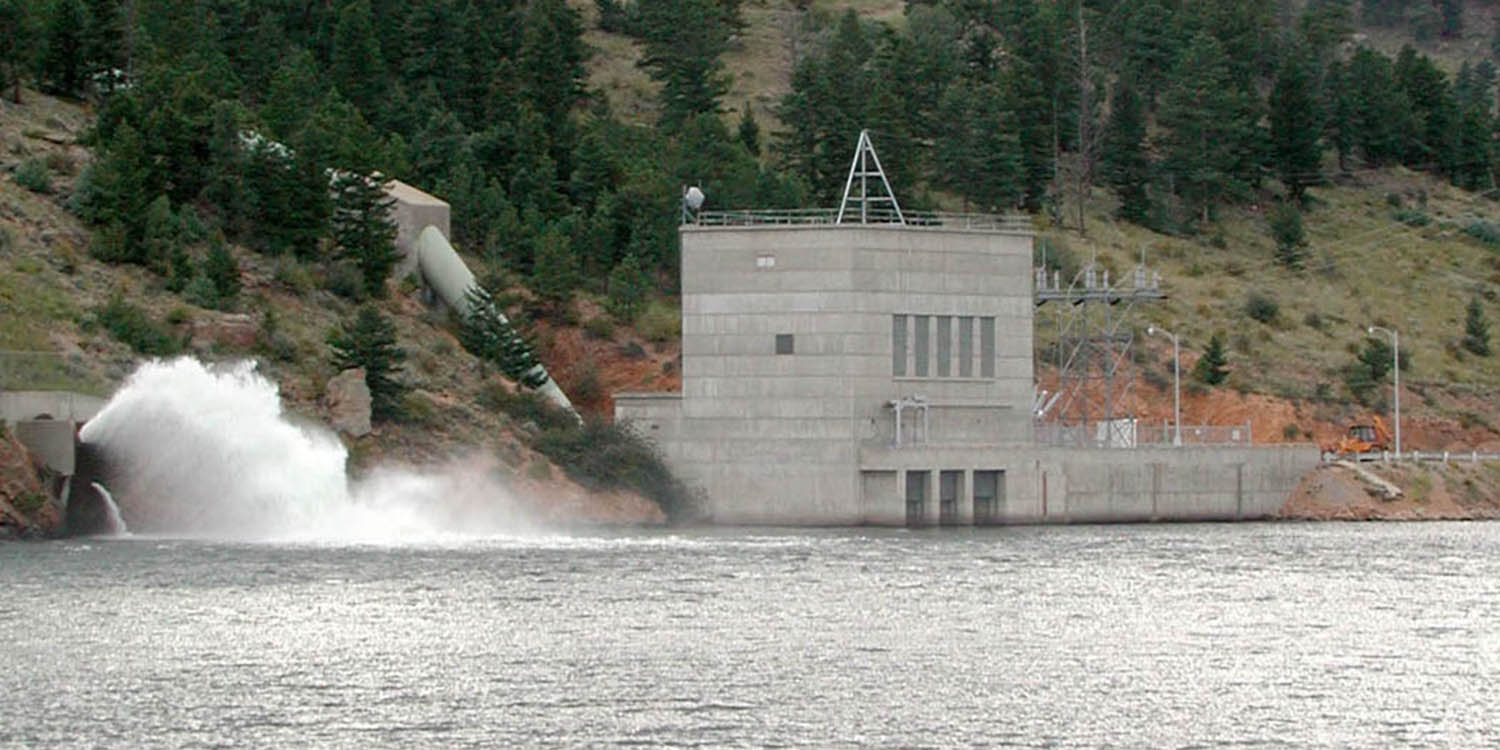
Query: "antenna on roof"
837 130 904 225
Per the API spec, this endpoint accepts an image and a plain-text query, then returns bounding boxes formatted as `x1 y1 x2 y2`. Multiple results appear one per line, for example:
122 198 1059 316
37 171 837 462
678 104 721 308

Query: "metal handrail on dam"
690 209 1032 232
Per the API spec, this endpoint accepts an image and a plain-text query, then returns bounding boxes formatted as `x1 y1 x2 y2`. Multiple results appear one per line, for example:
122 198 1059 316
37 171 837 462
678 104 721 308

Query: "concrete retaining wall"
859 443 1320 525
0 391 105 426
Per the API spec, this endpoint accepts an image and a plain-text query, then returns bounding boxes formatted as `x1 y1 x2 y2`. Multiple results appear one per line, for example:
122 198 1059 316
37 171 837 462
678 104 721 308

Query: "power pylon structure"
1034 254 1166 447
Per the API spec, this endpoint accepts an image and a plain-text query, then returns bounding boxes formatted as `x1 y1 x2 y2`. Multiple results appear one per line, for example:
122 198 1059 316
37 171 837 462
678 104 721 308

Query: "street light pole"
1147 325 1181 447
1367 325 1401 460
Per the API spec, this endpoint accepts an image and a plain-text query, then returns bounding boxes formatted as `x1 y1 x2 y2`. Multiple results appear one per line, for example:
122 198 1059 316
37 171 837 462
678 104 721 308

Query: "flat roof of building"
386 180 449 208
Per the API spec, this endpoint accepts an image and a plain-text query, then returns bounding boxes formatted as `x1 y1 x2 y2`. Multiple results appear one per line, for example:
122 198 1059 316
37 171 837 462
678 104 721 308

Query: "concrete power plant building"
616 132 1319 526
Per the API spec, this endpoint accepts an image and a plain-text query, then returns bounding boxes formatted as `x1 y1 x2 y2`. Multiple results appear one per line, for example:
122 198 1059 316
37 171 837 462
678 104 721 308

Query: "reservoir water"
3 523 1498 748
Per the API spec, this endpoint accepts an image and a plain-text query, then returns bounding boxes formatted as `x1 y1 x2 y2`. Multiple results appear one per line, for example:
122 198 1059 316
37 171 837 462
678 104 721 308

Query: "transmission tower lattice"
1034 253 1166 447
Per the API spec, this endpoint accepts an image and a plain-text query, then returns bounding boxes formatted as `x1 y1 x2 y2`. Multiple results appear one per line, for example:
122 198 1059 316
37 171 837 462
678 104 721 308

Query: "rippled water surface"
3 523 1500 748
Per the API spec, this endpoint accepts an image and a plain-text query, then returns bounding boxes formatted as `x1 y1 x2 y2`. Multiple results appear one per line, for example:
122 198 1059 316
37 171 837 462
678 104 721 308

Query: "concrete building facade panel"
615 222 1320 526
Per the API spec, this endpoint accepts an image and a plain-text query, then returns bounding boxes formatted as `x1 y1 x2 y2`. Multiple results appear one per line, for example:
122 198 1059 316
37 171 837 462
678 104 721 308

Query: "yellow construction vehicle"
1326 415 1393 455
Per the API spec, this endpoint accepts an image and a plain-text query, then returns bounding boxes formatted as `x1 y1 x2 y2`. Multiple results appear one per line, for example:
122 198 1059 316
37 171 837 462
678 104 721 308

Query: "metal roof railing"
688 208 1032 232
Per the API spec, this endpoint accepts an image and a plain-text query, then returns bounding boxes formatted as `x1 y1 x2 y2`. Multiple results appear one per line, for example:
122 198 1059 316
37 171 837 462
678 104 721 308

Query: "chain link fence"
1036 420 1254 448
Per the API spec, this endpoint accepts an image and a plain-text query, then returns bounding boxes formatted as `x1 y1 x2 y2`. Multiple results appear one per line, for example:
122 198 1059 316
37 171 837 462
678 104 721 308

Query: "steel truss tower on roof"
837 130 905 225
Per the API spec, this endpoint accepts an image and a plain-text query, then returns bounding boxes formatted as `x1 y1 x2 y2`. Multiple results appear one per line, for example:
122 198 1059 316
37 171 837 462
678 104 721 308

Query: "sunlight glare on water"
2 523 1499 748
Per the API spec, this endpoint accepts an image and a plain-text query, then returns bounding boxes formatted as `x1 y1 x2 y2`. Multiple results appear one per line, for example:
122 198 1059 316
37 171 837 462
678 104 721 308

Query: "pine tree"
329 305 407 422
1101 79 1150 225
331 172 399 297
606 254 651 321
1323 59 1355 174
531 226 579 310
1299 0 1353 56
458 284 505 369
329 0 386 123
81 0 121 87
459 284 547 387
140 195 182 275
1116 0 1179 106
1270 202 1308 270
40 0 87 96
1158 32 1263 224
1463 296 1491 356
1454 103 1493 191
204 99 247 234
86 123 156 262
204 234 241 306
635 0 737 129
935 78 1022 211
399 0 456 100
1270 50 1323 203
867 5 961 191
1347 48 1413 166
1193 333 1230 385
1002 0 1064 212
737 101 761 157
1396 47 1458 172
775 10 872 204
517 0 587 142
0 0 33 103
1188 0 1278 87
260 50 323 142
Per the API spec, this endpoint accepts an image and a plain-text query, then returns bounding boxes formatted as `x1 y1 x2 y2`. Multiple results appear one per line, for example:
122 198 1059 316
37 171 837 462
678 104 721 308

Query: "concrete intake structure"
0 390 111 534
616 219 1320 526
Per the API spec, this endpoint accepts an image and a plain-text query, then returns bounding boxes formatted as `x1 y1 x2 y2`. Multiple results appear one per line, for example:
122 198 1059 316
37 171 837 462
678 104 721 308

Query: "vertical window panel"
980 316 995 378
913 315 930 377
936 317 952 377
959 316 974 378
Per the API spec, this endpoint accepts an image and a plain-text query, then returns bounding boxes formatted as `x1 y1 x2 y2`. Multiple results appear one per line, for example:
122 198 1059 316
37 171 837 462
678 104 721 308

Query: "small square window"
775 334 794 354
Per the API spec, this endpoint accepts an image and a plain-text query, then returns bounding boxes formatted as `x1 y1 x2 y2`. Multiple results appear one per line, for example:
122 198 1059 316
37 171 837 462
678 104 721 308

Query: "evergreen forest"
6 0 1500 300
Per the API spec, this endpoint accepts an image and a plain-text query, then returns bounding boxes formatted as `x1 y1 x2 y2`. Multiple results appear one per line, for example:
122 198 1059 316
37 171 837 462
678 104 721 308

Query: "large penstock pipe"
415 225 577 417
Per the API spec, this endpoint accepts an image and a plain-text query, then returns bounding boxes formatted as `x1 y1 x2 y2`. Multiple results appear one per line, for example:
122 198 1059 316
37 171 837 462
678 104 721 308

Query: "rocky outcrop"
190 313 258 351
325 368 372 437
0 430 57 538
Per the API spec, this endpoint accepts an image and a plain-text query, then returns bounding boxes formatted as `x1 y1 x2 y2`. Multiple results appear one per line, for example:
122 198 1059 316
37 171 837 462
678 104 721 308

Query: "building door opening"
974 470 1004 526
905 471 929 527
939 470 961 526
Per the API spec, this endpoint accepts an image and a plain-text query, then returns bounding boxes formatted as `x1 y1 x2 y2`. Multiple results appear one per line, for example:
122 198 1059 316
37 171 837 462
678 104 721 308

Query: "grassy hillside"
0 90 679 525
576 0 1500 451
1040 170 1500 451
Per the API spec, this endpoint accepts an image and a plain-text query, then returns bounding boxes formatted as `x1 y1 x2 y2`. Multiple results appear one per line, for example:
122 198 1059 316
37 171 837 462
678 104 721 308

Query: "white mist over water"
78 357 536 541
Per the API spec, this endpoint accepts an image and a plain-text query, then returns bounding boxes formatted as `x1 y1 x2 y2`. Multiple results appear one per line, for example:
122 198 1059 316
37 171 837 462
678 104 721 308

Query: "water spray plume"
79 358 535 541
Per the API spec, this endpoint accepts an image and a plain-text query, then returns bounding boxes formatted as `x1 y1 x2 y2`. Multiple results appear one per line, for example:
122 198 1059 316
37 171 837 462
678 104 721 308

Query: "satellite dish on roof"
684 185 705 211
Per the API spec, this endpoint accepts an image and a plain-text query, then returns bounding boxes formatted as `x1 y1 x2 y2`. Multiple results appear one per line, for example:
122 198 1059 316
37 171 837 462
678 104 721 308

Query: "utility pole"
1148 325 1181 447
1367 325 1401 459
